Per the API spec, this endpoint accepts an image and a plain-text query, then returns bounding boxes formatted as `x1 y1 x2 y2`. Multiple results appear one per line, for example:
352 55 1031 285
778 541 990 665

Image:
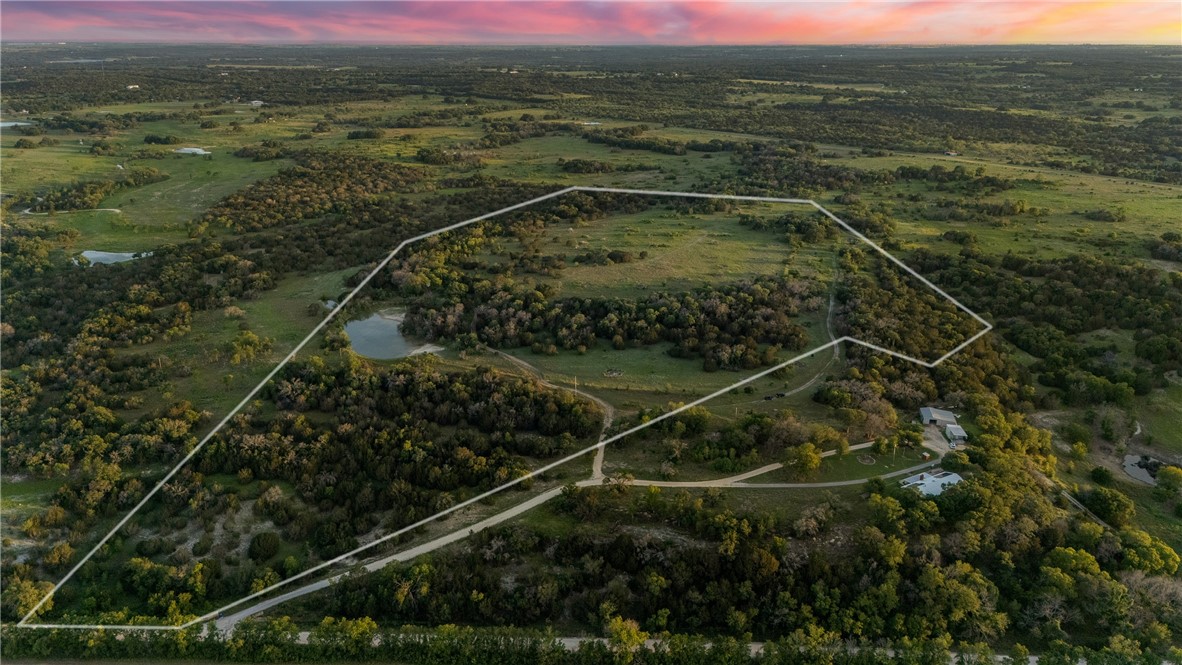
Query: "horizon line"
6 41 1180 47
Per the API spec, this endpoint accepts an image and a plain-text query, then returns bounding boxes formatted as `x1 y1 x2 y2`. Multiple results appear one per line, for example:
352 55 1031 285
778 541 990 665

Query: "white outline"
17 187 990 630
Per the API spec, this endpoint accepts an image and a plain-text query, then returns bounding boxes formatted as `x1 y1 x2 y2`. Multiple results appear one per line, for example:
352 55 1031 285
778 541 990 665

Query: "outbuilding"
919 406 957 426
945 424 968 444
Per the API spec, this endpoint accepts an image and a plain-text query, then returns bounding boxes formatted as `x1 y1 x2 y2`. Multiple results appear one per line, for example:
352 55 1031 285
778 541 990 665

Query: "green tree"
1156 466 1182 496
605 615 648 664
249 531 281 562
1080 487 1136 528
784 442 823 479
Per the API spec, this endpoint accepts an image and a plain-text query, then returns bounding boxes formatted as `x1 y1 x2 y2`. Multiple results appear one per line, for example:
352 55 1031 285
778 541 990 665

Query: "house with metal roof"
901 470 963 496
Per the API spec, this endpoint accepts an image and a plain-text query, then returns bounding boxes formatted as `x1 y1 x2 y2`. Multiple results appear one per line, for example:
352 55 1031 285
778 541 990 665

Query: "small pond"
1123 454 1159 485
80 250 148 265
344 309 440 360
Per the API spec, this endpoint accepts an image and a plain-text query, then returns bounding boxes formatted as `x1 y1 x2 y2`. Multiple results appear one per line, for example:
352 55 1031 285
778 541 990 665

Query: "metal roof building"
945 424 968 442
901 470 964 497
919 406 957 425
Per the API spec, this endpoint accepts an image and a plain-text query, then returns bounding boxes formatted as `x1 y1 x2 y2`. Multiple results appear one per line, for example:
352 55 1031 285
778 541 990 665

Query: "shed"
919 407 957 426
945 424 968 443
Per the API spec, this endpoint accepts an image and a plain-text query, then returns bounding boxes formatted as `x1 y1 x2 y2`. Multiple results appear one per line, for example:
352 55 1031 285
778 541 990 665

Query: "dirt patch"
1028 410 1070 432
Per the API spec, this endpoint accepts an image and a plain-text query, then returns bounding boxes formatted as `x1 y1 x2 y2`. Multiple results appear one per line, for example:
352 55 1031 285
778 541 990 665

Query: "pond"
0 121 32 128
344 309 442 360
1123 454 1158 485
80 250 149 265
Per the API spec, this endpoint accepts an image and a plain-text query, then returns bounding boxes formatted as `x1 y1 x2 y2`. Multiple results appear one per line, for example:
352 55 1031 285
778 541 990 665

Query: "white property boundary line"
18 186 991 630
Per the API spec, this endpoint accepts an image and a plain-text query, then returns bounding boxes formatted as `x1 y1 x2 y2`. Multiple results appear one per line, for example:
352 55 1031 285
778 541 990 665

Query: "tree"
1080 487 1136 528
605 615 648 664
810 424 848 455
309 616 380 659
1156 466 1182 496
869 494 906 535
784 442 822 479
1 577 54 621
249 531 282 562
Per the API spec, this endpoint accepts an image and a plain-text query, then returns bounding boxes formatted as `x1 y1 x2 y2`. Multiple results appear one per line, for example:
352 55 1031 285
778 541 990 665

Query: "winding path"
215 436 939 630
478 344 615 479
212 271 945 630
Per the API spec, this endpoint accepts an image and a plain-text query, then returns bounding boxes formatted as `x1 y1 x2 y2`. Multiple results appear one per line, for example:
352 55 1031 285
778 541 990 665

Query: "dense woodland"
383 203 826 371
30 359 603 623
2 44 1182 662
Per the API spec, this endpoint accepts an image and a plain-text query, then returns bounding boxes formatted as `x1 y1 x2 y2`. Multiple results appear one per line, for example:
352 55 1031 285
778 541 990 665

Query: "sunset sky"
2 1 1178 45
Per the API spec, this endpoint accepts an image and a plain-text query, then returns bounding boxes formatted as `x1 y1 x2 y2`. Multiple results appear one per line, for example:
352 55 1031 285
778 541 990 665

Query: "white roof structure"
901 470 963 496
945 424 968 441
920 406 957 425
174 147 211 155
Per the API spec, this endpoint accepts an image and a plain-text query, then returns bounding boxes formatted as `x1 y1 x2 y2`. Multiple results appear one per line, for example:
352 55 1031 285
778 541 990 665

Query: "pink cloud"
1 1 1176 45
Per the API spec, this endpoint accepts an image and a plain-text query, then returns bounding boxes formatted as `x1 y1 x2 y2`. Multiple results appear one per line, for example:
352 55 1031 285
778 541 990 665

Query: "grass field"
830 149 1182 260
115 266 358 421
0 476 62 530
455 198 842 303
482 134 738 189
762 447 931 484
532 206 835 299
718 484 867 523
1140 383 1182 454
104 153 291 227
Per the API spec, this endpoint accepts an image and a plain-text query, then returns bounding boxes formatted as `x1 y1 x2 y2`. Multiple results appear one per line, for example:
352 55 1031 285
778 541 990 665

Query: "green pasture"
761 447 932 484
482 134 737 188
115 267 357 421
1 139 116 194
716 484 867 523
105 153 291 227
1140 383 1182 455
462 201 839 300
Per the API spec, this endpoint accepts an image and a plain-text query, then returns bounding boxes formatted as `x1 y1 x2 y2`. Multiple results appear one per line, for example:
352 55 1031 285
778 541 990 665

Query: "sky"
2 1 1179 46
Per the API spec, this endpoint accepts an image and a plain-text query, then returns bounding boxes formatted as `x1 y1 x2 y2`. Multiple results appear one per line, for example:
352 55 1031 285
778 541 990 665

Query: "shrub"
249 531 282 562
1089 466 1113 485
347 128 383 140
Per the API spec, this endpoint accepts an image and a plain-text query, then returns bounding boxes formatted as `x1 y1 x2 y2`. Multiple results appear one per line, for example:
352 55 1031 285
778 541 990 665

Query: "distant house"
249 100 265 107
901 470 963 496
945 424 968 444
943 151 959 156
919 407 957 426
174 147 211 155
126 84 140 90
